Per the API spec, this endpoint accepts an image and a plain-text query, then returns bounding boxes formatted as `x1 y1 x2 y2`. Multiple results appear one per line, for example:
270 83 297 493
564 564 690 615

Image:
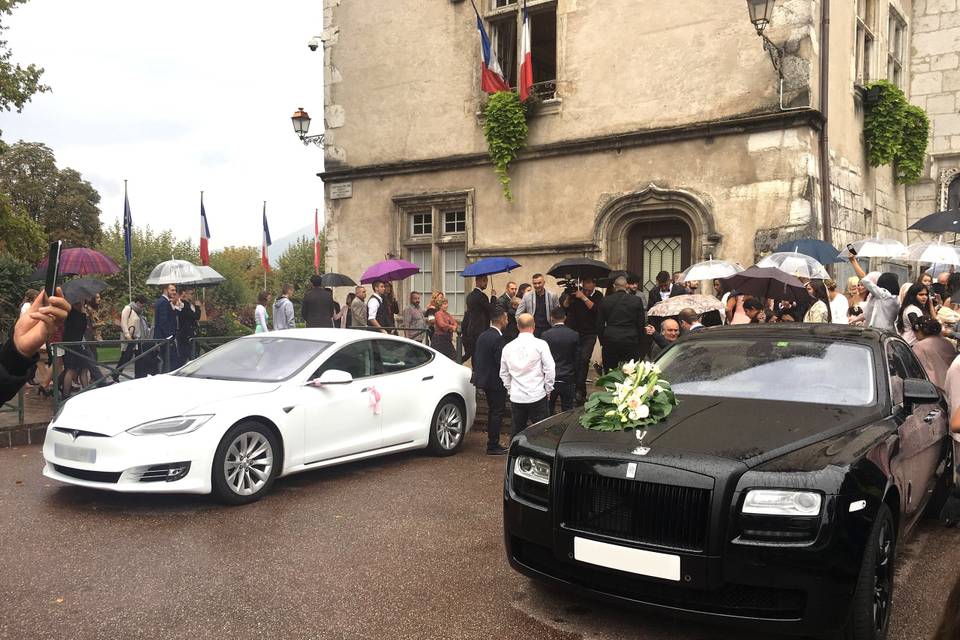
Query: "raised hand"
13 288 71 358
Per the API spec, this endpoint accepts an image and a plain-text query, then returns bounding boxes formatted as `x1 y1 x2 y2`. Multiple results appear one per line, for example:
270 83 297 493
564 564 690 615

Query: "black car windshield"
176 337 333 382
656 338 876 406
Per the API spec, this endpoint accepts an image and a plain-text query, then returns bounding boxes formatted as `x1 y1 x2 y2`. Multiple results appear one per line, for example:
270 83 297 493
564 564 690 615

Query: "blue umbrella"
460 257 520 277
773 238 845 264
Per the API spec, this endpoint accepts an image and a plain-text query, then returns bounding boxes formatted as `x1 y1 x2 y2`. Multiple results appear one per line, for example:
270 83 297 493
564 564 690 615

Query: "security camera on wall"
308 36 321 51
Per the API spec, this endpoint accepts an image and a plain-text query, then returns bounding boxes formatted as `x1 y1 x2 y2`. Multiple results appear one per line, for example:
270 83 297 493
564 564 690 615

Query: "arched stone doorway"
593 184 721 291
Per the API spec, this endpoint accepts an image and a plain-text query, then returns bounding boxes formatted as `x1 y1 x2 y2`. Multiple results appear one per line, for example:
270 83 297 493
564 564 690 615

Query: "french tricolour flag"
474 7 510 94
518 0 533 102
261 203 272 273
199 194 211 266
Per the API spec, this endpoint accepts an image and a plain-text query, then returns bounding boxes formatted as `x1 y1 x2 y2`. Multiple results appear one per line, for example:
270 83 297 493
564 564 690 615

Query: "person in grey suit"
515 273 559 338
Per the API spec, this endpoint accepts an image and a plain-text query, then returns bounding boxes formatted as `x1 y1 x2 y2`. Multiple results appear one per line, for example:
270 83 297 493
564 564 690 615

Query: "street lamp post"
291 107 324 147
745 0 784 78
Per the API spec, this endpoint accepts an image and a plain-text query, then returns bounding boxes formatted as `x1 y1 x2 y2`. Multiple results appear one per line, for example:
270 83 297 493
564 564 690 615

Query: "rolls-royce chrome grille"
561 471 711 552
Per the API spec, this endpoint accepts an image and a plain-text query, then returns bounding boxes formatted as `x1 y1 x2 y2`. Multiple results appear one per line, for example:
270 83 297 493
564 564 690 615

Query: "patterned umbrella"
146 259 204 285
34 247 120 277
648 294 725 317
360 259 420 284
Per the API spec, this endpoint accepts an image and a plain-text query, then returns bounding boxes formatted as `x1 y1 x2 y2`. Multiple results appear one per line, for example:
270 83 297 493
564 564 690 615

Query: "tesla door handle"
421 375 434 381
360 387 369 393
925 410 942 423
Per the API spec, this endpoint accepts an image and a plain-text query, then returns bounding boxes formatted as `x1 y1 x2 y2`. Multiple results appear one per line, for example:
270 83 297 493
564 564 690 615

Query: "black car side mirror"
903 378 940 407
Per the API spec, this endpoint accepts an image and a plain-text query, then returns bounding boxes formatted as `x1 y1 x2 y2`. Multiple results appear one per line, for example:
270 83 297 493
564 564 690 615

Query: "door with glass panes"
626 218 691 294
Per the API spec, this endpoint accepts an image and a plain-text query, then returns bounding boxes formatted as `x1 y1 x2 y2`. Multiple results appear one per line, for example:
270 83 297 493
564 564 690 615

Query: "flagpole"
125 179 132 304
263 200 268 291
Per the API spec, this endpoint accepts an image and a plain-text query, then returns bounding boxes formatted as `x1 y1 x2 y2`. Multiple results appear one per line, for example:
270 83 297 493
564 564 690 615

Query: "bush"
864 81 930 184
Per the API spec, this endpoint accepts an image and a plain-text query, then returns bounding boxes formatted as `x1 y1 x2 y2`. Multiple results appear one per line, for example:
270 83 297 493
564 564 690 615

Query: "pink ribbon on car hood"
368 386 381 415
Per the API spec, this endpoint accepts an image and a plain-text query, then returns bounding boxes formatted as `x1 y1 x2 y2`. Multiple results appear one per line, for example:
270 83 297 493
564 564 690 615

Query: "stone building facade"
319 0 944 314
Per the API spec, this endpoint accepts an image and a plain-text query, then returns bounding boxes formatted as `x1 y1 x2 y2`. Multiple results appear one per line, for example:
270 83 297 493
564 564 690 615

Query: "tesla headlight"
742 490 822 517
127 415 214 437
514 456 551 485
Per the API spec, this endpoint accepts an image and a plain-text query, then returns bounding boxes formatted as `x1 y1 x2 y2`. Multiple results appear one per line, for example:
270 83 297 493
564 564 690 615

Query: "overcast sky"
1 0 325 253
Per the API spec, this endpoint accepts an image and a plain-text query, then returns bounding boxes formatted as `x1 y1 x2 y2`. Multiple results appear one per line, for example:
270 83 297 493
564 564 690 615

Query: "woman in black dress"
176 287 202 366
61 300 90 399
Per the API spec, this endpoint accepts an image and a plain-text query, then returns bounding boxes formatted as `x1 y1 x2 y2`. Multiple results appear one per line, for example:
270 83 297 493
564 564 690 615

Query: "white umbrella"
904 241 960 265
756 251 829 279
146 259 204 285
183 265 226 287
679 258 743 282
839 238 907 259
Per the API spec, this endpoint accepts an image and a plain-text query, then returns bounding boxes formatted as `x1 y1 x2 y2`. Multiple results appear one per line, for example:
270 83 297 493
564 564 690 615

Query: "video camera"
556 276 581 296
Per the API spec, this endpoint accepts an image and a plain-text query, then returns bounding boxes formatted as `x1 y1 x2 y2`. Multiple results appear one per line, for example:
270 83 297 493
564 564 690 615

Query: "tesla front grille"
561 470 711 552
52 464 121 484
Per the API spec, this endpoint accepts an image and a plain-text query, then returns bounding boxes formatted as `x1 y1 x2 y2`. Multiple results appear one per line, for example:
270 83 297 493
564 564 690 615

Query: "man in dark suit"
646 270 687 310
678 308 705 333
542 307 579 414
462 275 496 362
471 308 509 455
152 284 179 372
597 276 648 371
302 275 336 328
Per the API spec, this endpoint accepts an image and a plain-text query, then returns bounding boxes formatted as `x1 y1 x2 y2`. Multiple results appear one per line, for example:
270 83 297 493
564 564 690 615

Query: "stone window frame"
392 190 474 317
855 0 878 86
886 5 907 89
484 0 558 103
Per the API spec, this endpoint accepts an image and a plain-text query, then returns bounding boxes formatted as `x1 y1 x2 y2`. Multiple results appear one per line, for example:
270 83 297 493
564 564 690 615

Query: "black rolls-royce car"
504 324 953 640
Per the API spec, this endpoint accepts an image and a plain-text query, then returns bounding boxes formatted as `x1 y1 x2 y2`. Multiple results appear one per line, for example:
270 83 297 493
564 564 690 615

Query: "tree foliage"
483 91 528 201
0 0 48 117
0 191 44 261
276 235 325 302
0 140 102 245
0 250 30 337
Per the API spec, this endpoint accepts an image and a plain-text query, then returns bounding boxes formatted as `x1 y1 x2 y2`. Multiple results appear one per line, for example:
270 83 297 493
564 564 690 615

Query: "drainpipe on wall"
818 0 833 247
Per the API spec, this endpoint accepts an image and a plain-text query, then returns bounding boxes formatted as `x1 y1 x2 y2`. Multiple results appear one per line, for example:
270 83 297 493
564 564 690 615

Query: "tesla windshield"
655 338 876 406
176 337 333 382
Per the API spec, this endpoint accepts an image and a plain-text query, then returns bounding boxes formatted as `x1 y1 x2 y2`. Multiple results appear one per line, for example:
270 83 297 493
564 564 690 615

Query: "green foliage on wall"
863 81 930 184
483 91 529 201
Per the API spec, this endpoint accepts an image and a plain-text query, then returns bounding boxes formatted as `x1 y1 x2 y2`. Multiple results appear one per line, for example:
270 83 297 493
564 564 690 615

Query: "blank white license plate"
54 443 96 464
574 536 680 581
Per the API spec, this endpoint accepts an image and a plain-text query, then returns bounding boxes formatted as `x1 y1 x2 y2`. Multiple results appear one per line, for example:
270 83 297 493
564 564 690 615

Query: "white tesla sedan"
42 329 476 504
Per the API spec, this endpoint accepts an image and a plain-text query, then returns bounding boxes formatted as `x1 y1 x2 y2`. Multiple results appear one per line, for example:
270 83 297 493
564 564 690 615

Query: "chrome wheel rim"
873 520 893 633
436 404 463 450
224 432 274 496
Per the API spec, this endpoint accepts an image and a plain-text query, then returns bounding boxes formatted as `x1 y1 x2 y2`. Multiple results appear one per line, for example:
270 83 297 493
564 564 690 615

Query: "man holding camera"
560 276 603 405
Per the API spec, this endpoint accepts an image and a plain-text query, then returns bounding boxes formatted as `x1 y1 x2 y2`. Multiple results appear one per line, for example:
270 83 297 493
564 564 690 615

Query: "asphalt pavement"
1 432 956 640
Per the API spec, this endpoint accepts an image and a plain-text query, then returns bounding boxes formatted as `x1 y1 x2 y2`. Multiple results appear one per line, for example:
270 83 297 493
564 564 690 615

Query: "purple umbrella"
360 259 421 284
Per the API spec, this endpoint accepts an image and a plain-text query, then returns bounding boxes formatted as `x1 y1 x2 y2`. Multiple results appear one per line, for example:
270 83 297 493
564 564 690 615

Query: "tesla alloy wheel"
428 396 465 456
844 504 895 640
212 422 280 505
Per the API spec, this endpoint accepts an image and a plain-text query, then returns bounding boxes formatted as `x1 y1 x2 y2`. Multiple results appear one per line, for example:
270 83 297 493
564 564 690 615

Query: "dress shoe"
486 445 508 456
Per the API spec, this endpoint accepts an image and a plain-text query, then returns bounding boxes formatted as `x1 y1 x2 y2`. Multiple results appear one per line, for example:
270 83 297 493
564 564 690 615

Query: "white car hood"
53 375 280 436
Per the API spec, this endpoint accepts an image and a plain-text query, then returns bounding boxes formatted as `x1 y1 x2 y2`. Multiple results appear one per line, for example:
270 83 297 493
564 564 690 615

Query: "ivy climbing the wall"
483 91 529 201
863 81 930 184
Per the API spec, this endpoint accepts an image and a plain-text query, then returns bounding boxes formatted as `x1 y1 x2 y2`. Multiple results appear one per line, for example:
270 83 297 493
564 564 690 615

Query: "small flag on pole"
261 202 272 273
518 0 533 102
472 0 510 94
314 208 321 275
199 193 211 266
123 182 133 263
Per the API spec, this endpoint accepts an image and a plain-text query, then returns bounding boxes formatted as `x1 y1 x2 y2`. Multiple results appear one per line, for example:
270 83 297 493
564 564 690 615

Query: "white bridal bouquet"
579 360 679 432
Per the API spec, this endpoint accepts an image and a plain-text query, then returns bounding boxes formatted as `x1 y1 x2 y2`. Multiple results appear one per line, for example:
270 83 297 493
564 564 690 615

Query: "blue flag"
123 185 133 263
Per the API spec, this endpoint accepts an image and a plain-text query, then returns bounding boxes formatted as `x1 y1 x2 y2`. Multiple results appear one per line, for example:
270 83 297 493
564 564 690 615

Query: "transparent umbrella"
839 238 907 259
679 258 743 282
756 251 829 279
904 240 960 265
146 259 204 285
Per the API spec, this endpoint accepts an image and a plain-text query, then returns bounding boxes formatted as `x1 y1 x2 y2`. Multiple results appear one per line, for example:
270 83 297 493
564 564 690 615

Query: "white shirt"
830 294 849 325
367 294 382 322
659 288 671 301
499 332 556 404
900 304 923 345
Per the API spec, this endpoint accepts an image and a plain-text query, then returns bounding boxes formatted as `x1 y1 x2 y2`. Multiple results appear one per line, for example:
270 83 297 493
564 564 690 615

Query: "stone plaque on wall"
329 182 353 200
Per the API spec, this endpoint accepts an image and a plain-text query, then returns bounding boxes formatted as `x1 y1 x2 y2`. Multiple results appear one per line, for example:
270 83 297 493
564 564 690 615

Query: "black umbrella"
60 278 108 305
547 257 612 280
320 272 357 288
908 208 960 233
720 267 807 303
597 269 639 288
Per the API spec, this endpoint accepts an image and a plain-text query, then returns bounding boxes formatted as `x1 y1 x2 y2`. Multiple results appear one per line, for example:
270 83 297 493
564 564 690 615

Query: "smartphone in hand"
44 240 63 298
846 243 858 256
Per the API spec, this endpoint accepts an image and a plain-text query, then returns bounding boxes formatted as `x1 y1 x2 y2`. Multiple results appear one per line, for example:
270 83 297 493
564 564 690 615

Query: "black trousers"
511 397 549 437
601 341 641 372
575 333 597 401
550 381 575 414
482 387 506 448
114 343 136 381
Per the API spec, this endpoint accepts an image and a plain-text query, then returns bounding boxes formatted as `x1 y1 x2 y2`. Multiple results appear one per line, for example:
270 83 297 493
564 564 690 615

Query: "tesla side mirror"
309 369 354 387
903 378 939 407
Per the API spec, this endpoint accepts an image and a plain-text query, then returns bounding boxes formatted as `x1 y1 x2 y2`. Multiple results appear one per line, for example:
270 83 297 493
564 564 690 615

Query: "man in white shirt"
367 281 388 333
500 313 556 437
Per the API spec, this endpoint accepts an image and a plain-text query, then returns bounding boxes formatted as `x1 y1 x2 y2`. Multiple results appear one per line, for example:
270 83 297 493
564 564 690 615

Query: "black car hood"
550 395 878 468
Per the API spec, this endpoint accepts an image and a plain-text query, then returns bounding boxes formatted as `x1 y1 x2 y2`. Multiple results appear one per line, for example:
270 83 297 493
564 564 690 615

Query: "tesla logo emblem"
632 430 650 457
70 430 81 441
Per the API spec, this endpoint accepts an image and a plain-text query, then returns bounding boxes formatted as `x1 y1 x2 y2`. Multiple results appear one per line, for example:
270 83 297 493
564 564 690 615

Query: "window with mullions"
410 212 432 236
887 8 906 88
486 1 557 100
444 210 466 234
400 195 469 315
855 0 877 85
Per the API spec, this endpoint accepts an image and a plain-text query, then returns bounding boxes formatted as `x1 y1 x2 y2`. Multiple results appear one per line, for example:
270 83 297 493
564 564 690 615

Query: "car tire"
427 395 466 456
842 503 896 640
211 421 280 505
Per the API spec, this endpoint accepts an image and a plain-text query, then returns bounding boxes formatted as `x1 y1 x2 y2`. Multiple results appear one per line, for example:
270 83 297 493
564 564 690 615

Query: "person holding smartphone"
1 288 70 404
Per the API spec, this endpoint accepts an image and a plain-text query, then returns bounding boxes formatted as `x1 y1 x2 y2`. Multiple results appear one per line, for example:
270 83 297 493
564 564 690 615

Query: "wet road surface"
1 432 956 640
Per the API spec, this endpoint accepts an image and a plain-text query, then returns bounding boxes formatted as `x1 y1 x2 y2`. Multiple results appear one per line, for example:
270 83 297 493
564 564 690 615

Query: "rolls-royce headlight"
742 489 822 516
514 456 551 485
127 415 214 436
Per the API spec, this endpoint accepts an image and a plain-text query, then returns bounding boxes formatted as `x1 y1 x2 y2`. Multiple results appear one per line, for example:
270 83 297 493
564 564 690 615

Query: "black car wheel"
211 421 280 505
427 395 465 456
843 504 895 640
